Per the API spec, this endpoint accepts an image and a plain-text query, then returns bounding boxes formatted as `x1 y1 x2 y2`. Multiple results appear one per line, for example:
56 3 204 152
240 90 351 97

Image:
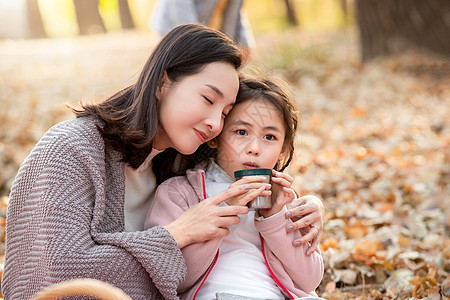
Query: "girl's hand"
164 185 253 249
259 187 295 218
285 195 325 255
226 176 271 206
259 170 294 218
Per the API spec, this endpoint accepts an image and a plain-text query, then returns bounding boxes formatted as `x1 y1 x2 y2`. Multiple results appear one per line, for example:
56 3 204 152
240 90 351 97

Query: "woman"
2 24 324 300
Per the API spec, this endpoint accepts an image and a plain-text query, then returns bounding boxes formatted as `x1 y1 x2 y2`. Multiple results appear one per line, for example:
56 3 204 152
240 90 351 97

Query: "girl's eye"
264 134 276 141
203 96 213 105
236 129 247 136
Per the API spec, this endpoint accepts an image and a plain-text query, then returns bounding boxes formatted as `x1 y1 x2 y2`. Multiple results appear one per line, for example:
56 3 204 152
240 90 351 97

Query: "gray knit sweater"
2 117 187 300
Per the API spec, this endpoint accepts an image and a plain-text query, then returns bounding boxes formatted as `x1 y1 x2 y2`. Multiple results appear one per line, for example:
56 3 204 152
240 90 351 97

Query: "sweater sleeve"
254 206 324 297
145 178 221 293
2 121 186 300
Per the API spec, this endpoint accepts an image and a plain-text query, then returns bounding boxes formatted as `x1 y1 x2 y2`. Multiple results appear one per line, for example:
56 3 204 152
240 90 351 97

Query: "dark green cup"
234 168 272 210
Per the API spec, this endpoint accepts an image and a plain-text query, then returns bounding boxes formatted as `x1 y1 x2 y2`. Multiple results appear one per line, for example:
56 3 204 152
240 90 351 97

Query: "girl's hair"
232 77 299 171
70 24 242 181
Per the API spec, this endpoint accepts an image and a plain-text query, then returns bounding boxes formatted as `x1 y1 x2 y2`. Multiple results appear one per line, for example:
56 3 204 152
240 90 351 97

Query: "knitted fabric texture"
2 117 186 300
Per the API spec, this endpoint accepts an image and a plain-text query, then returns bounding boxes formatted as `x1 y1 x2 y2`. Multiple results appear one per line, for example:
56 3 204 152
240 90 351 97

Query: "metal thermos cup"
234 168 272 210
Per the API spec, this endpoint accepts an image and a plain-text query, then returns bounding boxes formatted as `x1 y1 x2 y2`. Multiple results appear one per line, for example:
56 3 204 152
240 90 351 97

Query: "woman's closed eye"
203 96 213 105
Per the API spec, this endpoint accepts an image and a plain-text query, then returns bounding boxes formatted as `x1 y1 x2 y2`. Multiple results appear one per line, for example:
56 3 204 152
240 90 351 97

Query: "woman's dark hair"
70 24 242 182
234 77 298 171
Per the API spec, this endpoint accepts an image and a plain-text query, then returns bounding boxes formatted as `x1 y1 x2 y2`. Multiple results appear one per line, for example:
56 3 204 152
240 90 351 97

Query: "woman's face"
154 62 239 154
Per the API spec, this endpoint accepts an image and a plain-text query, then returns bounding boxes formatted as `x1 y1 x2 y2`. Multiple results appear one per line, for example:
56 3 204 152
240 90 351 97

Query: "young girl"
145 77 324 299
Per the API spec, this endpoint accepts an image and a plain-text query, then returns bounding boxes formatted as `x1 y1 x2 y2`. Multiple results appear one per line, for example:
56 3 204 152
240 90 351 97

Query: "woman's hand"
285 195 325 255
164 184 264 249
226 176 271 206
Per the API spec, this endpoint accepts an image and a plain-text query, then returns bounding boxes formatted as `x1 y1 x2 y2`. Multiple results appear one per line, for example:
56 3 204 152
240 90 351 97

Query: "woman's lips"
194 129 208 142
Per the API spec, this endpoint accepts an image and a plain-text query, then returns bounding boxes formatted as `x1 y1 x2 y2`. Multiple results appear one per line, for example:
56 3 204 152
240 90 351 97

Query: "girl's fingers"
283 187 295 200
274 187 295 206
272 170 294 184
270 176 291 188
271 170 293 190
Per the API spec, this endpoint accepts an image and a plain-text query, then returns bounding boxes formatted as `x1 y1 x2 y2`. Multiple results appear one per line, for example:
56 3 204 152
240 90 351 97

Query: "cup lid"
234 168 272 178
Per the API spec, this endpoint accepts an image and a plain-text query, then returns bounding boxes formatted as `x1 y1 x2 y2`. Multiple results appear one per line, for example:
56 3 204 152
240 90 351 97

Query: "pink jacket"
145 166 324 299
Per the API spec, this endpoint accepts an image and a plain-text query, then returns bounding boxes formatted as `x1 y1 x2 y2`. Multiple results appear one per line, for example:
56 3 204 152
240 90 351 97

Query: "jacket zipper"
260 235 295 299
193 250 220 299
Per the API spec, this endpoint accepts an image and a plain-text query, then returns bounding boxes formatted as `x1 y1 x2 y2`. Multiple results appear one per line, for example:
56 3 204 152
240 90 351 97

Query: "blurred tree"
284 0 298 26
27 0 46 38
73 0 106 35
357 0 450 62
118 0 135 29
340 0 349 25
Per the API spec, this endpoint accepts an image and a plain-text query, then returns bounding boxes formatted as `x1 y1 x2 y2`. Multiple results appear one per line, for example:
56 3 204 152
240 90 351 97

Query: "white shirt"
123 148 162 232
196 161 284 299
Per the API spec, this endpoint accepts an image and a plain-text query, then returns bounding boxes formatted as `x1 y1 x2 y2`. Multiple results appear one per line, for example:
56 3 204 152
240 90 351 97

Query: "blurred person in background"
149 0 255 61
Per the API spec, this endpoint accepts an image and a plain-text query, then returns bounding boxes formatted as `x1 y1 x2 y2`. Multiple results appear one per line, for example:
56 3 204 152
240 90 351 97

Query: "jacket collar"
186 161 209 200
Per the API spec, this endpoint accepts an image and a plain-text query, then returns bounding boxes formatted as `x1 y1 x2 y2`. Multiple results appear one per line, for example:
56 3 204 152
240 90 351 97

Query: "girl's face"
214 99 287 177
154 62 239 154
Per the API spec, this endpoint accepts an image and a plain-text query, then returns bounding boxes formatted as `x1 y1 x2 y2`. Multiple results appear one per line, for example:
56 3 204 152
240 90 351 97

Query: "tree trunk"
357 0 450 62
340 0 348 25
118 0 135 29
284 0 298 26
27 0 46 38
73 0 106 35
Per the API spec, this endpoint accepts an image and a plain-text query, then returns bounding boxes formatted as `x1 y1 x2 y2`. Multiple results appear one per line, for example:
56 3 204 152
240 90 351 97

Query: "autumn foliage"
0 28 448 299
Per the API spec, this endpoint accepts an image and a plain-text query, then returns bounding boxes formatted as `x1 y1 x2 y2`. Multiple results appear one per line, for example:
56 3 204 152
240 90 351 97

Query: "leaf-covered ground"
0 28 448 299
